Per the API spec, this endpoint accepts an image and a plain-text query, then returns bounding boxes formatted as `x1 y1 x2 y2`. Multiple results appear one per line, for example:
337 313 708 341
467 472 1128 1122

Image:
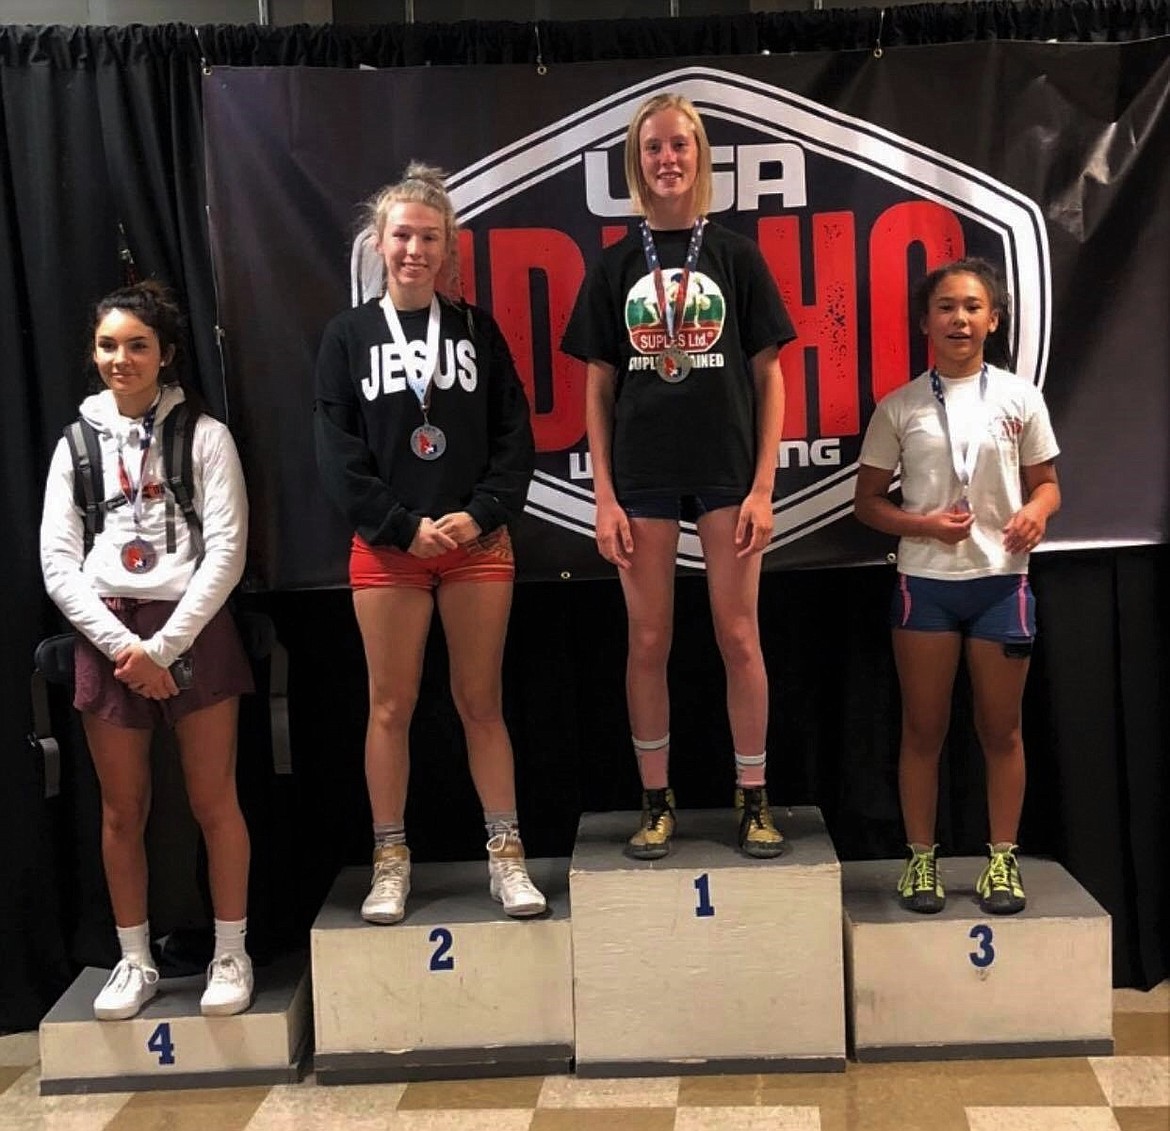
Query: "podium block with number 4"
843 857 1113 1060
38 953 310 1094
311 858 573 1084
570 806 845 1076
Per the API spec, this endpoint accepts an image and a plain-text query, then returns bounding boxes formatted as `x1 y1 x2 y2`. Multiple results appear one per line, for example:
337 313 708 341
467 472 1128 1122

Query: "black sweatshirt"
314 296 534 551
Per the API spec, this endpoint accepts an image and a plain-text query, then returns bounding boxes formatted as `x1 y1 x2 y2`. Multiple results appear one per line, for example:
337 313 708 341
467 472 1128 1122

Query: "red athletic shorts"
350 527 515 590
74 599 254 729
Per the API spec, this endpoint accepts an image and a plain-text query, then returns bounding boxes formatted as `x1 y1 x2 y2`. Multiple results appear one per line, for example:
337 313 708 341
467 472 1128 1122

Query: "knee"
368 691 417 733
628 622 671 669
187 787 243 833
714 619 762 671
102 797 149 841
900 716 948 757
451 683 503 729
977 720 1023 758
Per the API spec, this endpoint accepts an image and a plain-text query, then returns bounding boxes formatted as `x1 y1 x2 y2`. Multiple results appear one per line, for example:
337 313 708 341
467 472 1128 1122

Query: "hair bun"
403 162 447 190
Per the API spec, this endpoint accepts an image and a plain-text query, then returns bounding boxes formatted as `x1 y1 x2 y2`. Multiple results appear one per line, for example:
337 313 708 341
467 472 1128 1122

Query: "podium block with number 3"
842 857 1114 1060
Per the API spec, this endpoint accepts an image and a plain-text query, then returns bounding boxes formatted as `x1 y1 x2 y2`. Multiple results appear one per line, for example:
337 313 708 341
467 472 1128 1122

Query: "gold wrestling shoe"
626 788 676 860
736 787 787 858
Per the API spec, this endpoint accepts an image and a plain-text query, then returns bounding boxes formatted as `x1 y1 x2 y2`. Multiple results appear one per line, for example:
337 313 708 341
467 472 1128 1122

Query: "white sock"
116 922 154 967
213 918 248 961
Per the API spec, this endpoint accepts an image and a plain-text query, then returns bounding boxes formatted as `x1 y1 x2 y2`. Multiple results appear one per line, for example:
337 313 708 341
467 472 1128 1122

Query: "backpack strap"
161 402 204 566
63 418 106 556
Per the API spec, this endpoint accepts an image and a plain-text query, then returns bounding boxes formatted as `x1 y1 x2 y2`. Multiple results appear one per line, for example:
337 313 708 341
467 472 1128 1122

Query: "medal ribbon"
115 401 160 527
381 294 441 424
930 364 988 503
640 217 705 348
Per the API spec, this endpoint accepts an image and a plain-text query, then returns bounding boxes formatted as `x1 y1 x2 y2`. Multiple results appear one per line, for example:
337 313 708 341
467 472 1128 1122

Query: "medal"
655 347 692 384
410 424 446 461
116 402 162 573
382 295 451 461
641 217 705 383
120 537 158 574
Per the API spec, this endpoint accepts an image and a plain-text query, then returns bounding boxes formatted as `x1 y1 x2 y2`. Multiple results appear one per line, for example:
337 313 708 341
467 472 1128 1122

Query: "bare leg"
697 506 767 770
966 637 1030 845
436 579 517 814
891 629 963 845
82 713 152 927
352 586 434 825
617 518 679 789
174 697 249 922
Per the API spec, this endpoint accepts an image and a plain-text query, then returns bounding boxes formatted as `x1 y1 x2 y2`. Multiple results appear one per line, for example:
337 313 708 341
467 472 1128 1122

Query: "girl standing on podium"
854 258 1060 915
40 281 254 1019
561 93 795 860
315 163 546 924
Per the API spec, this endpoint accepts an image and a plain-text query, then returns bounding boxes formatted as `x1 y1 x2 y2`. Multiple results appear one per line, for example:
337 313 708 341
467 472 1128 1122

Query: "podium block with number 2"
311 858 573 1083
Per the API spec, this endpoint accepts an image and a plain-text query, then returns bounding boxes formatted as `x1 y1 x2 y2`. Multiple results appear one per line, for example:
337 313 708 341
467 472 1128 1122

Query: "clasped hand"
114 643 179 700
409 512 481 558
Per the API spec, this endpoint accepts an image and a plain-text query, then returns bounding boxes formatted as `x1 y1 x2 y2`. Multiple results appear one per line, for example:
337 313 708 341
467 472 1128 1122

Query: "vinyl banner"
203 41 1170 589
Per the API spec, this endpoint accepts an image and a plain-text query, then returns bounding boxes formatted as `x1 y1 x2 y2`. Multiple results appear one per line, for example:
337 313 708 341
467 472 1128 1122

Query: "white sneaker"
93 957 160 1020
361 843 411 924
200 953 254 1017
487 832 547 918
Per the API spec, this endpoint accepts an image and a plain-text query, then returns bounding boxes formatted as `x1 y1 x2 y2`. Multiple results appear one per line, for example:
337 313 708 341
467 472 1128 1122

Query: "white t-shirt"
859 365 1060 580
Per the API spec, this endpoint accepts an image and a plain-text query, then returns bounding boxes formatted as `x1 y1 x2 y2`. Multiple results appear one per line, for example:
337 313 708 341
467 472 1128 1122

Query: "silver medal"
410 424 447 460
120 536 158 574
654 347 692 384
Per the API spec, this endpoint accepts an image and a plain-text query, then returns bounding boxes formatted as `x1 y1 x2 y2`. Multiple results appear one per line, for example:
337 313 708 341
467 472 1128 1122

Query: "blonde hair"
623 93 713 219
364 162 460 294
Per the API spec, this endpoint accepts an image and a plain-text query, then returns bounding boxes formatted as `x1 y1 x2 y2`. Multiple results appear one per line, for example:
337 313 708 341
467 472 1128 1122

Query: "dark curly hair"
912 257 1014 369
88 279 189 389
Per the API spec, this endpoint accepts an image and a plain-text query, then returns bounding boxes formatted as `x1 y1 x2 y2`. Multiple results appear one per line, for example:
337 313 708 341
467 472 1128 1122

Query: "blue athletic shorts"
620 489 743 521
890 573 1036 646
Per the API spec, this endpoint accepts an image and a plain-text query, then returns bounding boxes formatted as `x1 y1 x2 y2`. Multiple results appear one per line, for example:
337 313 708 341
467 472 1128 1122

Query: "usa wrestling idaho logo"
351 65 1051 569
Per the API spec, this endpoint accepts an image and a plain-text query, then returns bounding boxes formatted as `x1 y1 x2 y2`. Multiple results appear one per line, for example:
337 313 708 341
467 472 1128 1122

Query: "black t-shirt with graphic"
561 220 795 499
314 297 534 551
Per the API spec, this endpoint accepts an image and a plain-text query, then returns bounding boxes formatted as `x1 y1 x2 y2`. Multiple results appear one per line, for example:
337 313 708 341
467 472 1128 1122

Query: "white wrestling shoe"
361 843 411 924
93 957 159 1021
200 953 254 1017
487 832 547 918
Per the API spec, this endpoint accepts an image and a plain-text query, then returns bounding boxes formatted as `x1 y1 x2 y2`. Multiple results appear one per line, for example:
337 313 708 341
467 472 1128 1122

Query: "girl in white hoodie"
40 281 254 1020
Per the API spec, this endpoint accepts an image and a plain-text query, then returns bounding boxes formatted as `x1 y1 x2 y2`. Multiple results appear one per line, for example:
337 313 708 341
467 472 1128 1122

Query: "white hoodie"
40 384 248 668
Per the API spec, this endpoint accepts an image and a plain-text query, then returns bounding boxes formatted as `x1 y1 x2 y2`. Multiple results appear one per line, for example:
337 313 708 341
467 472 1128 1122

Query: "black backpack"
62 400 204 564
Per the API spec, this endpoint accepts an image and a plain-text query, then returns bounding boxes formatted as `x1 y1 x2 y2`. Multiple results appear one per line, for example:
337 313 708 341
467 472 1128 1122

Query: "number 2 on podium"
146 1022 175 1066
429 926 455 971
694 873 715 917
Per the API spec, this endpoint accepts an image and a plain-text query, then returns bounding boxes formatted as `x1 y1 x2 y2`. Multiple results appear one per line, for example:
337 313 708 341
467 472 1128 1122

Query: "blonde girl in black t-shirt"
562 94 795 859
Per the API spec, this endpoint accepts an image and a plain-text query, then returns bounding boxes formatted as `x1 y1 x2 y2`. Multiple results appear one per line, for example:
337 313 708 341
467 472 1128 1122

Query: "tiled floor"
1 983 1165 1130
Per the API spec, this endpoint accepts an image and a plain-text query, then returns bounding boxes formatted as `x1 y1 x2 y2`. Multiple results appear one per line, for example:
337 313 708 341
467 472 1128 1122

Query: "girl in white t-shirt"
855 258 1060 915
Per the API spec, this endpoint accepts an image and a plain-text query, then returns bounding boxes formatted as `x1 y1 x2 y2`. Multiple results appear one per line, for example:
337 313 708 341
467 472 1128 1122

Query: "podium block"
38 952 310 1095
570 806 845 1077
843 857 1114 1061
311 858 573 1084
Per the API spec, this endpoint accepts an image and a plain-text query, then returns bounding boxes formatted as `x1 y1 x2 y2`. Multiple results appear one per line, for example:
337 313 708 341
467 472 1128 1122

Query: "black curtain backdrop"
1 2 1167 1031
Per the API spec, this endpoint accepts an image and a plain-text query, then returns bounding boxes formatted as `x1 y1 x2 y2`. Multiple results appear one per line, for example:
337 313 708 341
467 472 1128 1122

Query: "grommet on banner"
560 570 572 580
873 8 885 59
192 26 211 75
534 25 548 76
